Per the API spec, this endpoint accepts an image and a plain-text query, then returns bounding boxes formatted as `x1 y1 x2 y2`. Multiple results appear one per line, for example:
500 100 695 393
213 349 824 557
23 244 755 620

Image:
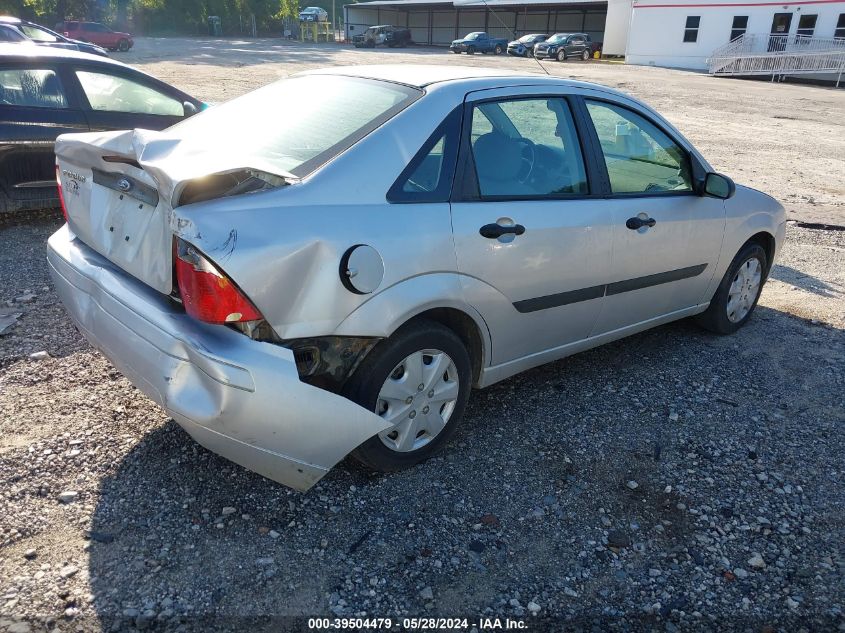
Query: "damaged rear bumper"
46 225 390 491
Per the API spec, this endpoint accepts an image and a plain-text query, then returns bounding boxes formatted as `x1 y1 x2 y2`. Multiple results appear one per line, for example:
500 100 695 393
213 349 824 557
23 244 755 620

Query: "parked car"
298 7 328 22
0 46 203 214
534 32 593 61
352 25 411 48
507 33 548 57
48 65 785 491
0 21 26 42
450 32 508 55
0 16 108 56
56 21 133 51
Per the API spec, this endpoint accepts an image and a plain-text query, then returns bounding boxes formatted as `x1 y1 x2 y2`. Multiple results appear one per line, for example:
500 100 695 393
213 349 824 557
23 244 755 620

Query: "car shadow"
769 262 843 298
84 303 844 625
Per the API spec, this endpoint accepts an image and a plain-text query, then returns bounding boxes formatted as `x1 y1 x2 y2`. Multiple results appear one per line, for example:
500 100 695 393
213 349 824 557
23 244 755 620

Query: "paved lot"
1 38 844 632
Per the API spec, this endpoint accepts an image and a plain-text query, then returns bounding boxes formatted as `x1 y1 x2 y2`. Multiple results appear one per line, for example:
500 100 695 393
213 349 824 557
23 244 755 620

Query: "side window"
684 16 700 42
20 25 60 43
0 68 67 108
388 109 460 203
796 14 817 37
836 14 845 39
585 100 692 195
76 71 184 116
730 16 748 41
470 97 587 198
0 26 26 42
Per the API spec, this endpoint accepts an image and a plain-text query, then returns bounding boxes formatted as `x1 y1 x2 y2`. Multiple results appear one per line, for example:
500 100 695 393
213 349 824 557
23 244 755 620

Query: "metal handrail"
707 33 845 86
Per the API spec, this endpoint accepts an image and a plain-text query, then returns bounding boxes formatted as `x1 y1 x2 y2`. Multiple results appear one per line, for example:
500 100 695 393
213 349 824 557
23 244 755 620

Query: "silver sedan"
48 65 786 491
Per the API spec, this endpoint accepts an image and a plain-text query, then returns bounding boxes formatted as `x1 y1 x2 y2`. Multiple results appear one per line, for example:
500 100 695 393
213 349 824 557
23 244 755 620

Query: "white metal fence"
708 33 845 86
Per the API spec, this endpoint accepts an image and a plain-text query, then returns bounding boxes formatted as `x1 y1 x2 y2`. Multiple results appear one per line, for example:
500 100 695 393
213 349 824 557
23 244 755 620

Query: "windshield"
547 34 568 44
168 75 421 178
465 32 482 40
518 34 539 43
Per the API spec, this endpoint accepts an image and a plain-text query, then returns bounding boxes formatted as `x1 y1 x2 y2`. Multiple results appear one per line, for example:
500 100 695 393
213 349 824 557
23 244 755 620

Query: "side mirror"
703 172 735 199
183 101 198 116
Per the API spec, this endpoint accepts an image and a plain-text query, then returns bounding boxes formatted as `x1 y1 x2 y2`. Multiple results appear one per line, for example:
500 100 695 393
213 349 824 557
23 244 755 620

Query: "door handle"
479 223 526 239
626 216 657 230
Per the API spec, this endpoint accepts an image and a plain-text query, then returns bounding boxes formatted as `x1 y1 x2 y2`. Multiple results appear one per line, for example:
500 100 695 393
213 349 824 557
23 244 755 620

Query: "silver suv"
48 66 786 491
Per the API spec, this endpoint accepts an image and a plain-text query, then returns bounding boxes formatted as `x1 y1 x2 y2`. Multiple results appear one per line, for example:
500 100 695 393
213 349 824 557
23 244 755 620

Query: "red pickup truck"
56 21 134 51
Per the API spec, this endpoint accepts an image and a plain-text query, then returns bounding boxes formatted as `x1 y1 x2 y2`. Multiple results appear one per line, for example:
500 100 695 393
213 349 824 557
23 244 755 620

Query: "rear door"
581 97 725 335
567 35 586 57
69 64 189 131
0 63 88 210
450 87 613 366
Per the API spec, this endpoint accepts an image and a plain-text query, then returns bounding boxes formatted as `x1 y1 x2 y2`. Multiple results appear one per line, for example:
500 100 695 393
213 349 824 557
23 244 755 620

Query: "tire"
557 49 566 62
527 48 534 58
494 44 503 55
117 38 129 52
467 45 476 55
582 49 590 61
452 49 460 54
345 320 472 472
695 243 768 335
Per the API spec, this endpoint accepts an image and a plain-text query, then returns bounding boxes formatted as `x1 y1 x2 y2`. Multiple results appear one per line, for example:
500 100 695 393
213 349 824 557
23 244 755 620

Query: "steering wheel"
515 138 536 184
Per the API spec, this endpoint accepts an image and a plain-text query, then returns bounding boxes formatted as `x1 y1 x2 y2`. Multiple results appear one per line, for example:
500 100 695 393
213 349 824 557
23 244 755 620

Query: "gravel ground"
1 38 844 632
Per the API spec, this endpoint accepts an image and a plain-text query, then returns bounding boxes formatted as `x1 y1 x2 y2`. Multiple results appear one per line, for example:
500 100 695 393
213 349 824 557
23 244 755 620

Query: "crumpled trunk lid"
55 128 287 296
55 128 181 295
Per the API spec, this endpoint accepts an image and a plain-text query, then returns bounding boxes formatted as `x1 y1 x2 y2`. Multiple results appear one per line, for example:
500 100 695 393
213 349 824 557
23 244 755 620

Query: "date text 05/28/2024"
308 617 529 629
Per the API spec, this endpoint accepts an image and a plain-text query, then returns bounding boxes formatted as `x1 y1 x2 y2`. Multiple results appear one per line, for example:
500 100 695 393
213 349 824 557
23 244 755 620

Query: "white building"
621 0 845 70
345 0 845 75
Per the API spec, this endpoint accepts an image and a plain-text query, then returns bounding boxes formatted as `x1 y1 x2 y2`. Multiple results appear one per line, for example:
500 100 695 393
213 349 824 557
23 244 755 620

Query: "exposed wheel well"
404 308 485 386
744 231 776 274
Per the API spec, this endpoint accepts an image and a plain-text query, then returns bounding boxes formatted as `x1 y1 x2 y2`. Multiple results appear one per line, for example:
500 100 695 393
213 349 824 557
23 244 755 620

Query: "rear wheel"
345 320 471 472
117 38 130 51
557 49 566 61
494 44 503 55
695 243 767 334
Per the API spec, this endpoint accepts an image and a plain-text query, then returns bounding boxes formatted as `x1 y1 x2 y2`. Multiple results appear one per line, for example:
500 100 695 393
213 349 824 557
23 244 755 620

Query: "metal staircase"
708 34 845 86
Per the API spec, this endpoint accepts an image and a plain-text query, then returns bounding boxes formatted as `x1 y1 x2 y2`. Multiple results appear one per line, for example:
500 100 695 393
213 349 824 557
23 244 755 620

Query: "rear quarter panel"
170 85 470 341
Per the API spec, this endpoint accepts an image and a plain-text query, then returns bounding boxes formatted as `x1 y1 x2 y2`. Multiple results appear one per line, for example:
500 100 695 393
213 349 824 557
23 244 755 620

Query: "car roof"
0 43 127 65
301 64 624 94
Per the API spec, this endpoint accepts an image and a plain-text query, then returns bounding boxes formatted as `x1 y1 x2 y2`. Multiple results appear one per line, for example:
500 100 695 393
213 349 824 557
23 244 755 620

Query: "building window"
683 16 700 43
730 16 748 41
834 13 845 39
796 14 817 37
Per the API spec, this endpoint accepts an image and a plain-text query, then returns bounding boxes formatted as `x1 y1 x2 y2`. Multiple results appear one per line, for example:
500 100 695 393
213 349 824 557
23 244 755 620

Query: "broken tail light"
56 164 68 222
174 238 263 324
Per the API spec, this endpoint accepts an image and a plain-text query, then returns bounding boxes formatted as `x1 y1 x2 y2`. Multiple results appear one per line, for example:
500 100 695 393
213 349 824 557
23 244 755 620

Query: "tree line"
0 0 345 35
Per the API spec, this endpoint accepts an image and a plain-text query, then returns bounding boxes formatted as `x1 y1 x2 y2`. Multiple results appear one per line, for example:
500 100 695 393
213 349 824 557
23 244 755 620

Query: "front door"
450 88 613 366
769 13 792 51
69 67 187 131
581 98 725 335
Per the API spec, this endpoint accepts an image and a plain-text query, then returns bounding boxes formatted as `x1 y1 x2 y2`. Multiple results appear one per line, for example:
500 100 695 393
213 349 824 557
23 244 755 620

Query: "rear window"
168 75 421 178
0 69 67 108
